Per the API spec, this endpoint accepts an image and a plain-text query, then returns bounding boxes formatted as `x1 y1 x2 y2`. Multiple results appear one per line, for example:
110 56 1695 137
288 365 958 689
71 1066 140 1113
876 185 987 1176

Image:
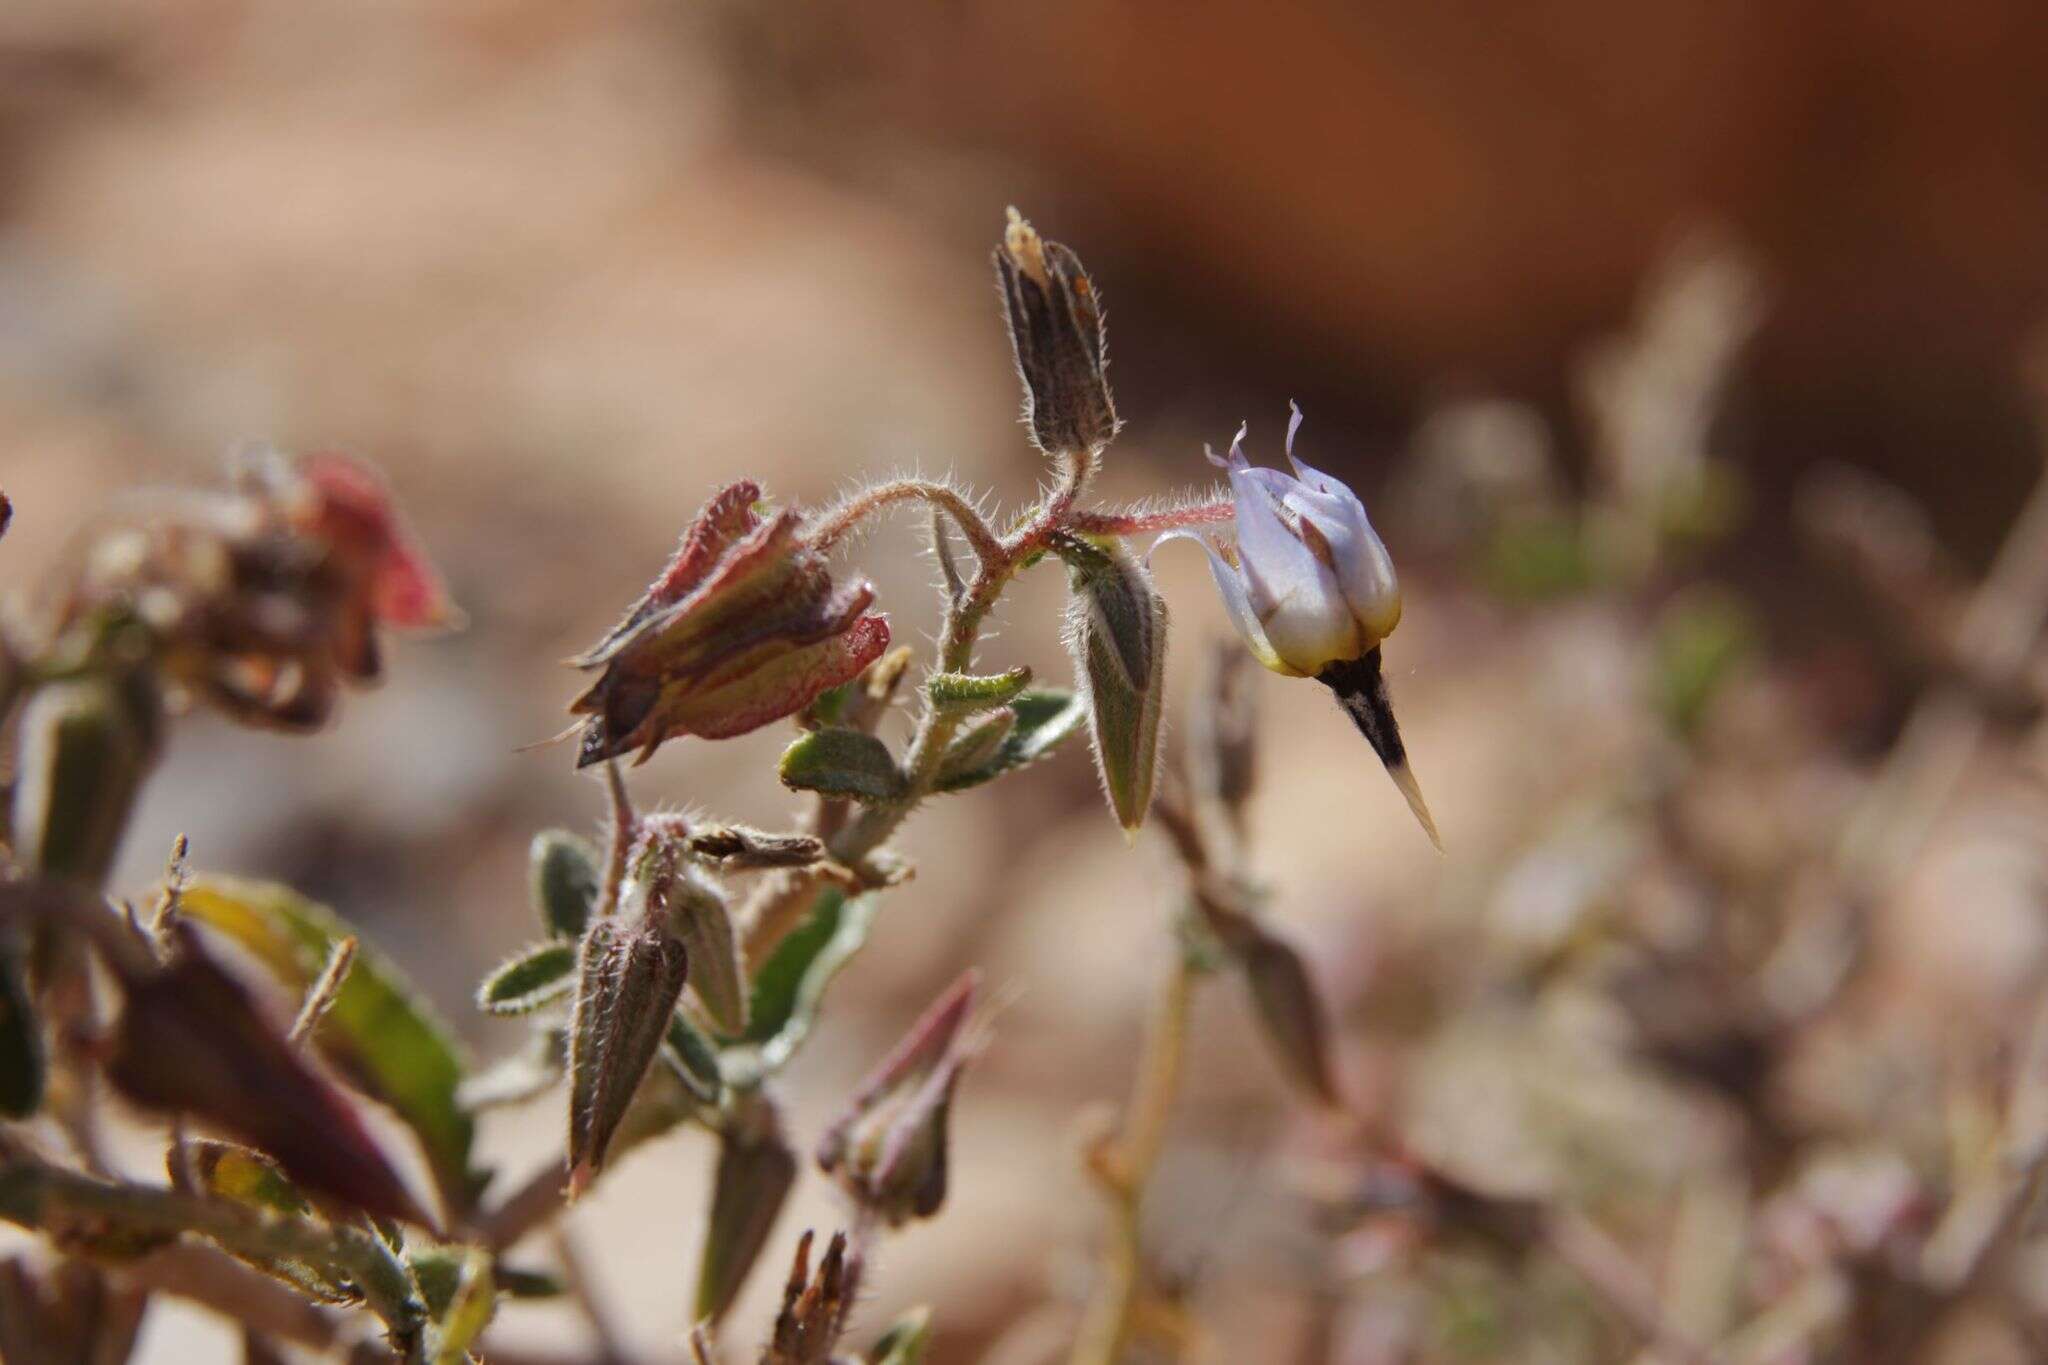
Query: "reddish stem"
1069 500 1234 538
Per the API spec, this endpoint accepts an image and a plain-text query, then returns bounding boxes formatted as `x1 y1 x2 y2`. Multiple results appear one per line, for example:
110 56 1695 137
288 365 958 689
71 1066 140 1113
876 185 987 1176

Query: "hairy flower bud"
816 970 985 1227
569 482 890 767
1057 534 1166 836
994 209 1119 460
1159 405 1439 847
565 916 690 1195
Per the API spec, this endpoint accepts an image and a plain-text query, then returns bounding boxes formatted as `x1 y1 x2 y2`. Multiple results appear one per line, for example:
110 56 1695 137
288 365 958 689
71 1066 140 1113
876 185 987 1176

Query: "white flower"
1157 404 1439 848
1159 403 1401 678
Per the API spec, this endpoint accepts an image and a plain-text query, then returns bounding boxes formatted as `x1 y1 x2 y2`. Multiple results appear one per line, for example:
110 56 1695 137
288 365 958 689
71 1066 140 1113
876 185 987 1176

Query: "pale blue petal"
1151 530 1296 675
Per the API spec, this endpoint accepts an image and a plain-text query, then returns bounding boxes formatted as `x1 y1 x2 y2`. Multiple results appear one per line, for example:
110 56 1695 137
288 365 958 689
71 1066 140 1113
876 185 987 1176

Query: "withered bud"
1236 921 1338 1106
105 929 435 1229
696 1094 798 1325
995 208 1119 460
685 825 827 872
817 970 986 1227
566 915 690 1196
766 1229 851 1365
570 482 890 767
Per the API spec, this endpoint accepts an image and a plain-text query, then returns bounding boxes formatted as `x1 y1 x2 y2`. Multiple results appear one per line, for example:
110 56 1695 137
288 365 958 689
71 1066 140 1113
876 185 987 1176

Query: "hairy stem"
1068 497 1234 539
827 461 1084 865
809 480 1005 566
1069 950 1196 1365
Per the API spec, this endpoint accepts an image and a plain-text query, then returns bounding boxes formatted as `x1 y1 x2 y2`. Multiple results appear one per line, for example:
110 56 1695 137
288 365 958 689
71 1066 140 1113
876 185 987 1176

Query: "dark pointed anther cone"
1317 646 1442 850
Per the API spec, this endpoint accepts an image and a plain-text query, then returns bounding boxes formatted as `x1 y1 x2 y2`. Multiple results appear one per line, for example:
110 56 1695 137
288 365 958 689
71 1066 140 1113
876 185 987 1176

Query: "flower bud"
994 209 1119 460
659 860 747 1036
106 929 435 1229
817 970 985 1227
570 482 891 767
696 1093 797 1324
1057 534 1166 836
565 916 690 1195
1237 925 1338 1105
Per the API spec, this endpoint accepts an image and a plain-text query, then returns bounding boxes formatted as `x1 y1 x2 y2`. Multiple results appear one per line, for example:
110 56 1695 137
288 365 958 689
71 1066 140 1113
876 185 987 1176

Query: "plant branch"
0 1147 427 1355
809 480 1005 566
1068 949 1196 1365
1068 497 1234 539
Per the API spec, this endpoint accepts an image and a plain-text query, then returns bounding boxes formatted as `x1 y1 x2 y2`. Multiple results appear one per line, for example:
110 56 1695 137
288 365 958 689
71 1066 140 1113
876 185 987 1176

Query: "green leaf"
728 887 880 1081
933 689 1087 792
777 728 906 801
429 1248 494 1364
871 1306 934 1364
188 1139 312 1217
0 946 43 1118
925 667 1032 714
528 829 601 939
179 877 485 1218
1652 586 1757 734
476 942 577 1016
185 1139 360 1305
933 709 1016 787
663 1011 725 1106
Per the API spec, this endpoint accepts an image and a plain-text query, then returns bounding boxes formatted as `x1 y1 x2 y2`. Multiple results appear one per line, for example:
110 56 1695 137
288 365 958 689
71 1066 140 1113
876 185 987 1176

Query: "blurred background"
6 0 2048 1360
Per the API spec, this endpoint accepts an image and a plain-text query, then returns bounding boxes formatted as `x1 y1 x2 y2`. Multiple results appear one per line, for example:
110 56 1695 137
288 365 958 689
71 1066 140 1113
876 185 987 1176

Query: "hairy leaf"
477 942 577 1016
777 728 907 802
932 689 1087 792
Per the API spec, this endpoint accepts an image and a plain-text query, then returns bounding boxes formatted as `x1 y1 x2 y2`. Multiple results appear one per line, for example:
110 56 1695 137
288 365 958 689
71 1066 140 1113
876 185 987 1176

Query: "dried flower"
765 1229 851 1365
995 209 1119 460
816 970 986 1227
59 451 455 730
1159 406 1439 847
569 481 891 767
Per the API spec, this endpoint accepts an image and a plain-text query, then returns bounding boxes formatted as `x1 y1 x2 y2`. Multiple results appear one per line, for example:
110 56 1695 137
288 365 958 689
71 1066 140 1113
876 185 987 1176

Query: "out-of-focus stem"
0 1149 427 1356
1069 951 1196 1365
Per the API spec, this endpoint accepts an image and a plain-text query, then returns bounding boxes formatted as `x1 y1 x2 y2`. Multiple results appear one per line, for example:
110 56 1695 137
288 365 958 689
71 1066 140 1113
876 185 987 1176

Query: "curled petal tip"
1204 442 1228 470
1228 422 1250 466
1285 401 1306 464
